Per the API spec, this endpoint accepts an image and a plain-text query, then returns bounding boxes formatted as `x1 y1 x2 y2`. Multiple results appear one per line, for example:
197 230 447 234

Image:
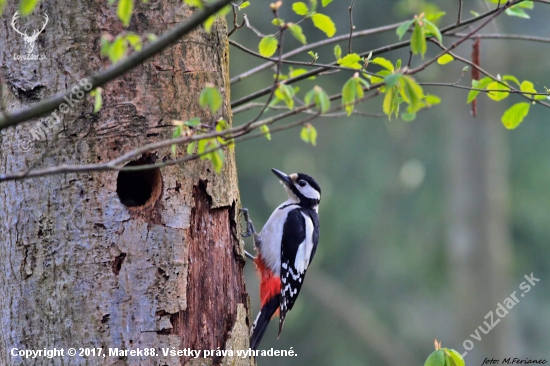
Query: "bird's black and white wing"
278 208 318 335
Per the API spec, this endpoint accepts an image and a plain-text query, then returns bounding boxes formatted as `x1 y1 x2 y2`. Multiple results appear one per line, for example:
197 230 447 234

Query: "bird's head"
272 168 321 209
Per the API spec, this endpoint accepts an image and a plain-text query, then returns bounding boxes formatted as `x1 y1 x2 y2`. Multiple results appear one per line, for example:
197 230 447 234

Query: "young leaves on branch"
305 86 331 114
424 340 464 366
396 12 442 58
101 32 146 63
485 0 534 18
300 123 318 145
467 75 548 129
341 73 370 116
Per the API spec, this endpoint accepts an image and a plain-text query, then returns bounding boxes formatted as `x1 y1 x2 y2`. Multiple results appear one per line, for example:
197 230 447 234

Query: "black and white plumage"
242 168 321 350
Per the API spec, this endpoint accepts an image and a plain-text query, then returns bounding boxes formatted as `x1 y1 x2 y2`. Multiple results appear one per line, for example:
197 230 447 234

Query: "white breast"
294 212 314 273
258 201 298 276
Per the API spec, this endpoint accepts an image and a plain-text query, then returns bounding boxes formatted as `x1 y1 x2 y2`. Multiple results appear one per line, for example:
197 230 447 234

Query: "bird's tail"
250 295 280 350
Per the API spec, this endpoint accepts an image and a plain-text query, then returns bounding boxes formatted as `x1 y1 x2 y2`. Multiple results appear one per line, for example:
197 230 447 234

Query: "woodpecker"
241 168 321 350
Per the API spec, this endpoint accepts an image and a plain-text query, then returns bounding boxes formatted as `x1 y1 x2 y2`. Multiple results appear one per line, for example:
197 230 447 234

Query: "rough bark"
0 1 252 365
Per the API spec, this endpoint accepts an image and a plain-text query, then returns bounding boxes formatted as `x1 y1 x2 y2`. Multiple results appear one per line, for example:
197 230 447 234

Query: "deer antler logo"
11 11 49 54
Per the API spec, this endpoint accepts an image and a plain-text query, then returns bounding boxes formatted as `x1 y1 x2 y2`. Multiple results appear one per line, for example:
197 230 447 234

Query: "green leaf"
338 53 362 69
211 148 224 173
371 57 394 71
517 1 534 9
520 80 537 97
423 19 442 42
467 77 492 103
311 13 336 37
288 24 307 44
259 36 278 57
400 75 424 113
505 6 530 18
426 12 446 22
425 94 441 106
90 88 103 113
443 349 465 366
334 44 342 60
187 141 196 155
424 349 446 366
184 117 201 127
486 81 510 101
125 33 142 51
396 19 415 40
411 23 427 57
19 0 39 15
502 102 530 129
108 37 128 63
401 112 416 122
292 2 309 16
383 87 399 119
316 88 331 113
272 18 285 26
384 73 402 88
275 84 295 109
305 86 331 113
289 68 309 79
260 125 271 140
300 124 318 145
238 1 250 10
342 78 357 116
0 0 6 16
215 118 230 132
308 51 318 61
117 0 134 27
502 75 520 87
322 0 333 6
310 0 318 13
437 54 454 65
199 85 223 114
184 0 203 8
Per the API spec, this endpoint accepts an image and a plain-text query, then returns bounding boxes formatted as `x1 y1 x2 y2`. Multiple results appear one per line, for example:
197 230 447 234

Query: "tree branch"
231 0 529 108
229 22 404 84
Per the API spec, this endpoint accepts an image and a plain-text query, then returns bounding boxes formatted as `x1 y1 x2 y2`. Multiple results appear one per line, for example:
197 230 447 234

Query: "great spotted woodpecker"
241 168 321 350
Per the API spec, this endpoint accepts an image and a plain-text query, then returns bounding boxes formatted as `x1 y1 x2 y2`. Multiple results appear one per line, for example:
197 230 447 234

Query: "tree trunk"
446 95 515 361
0 1 252 365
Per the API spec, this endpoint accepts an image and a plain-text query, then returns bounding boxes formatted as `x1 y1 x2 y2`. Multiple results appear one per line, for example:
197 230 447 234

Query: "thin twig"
242 13 265 37
228 3 245 37
230 22 404 84
243 10 286 128
407 3 510 77
229 40 376 75
348 0 356 54
445 32 550 43
429 39 550 109
419 82 550 96
457 0 463 25
0 89 381 182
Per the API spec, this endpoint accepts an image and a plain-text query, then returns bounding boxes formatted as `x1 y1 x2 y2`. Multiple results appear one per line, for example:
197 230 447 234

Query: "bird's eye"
298 180 307 187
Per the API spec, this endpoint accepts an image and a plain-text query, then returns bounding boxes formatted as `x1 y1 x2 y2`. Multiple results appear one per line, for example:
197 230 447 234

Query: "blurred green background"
229 1 550 365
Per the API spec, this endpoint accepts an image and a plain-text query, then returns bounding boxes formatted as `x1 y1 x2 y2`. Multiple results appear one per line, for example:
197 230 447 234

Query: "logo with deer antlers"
11 11 48 54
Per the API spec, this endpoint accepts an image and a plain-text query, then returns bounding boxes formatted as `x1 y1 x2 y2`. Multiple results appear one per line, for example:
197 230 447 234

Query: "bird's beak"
271 168 292 187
